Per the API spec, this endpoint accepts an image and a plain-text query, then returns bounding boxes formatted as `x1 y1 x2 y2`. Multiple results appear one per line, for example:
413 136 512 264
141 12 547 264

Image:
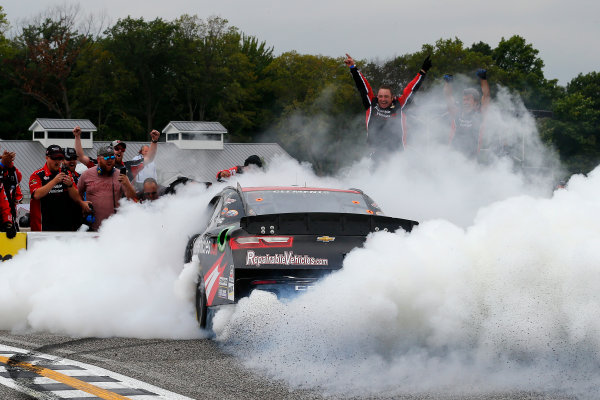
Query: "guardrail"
1 232 98 261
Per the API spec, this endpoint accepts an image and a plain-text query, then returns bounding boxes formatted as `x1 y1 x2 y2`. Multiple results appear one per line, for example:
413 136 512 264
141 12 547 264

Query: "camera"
85 203 95 225
60 164 69 174
120 167 127 176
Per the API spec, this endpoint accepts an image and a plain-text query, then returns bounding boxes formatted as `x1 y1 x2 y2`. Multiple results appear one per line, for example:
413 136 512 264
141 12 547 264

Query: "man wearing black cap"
216 155 264 182
73 127 160 181
29 145 89 231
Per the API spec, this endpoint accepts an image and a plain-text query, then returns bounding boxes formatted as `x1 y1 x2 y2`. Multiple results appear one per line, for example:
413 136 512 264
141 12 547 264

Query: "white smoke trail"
0 182 216 339
214 166 600 398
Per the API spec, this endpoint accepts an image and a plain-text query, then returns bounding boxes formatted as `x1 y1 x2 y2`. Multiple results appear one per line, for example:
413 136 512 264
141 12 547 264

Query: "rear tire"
184 234 201 263
195 281 208 329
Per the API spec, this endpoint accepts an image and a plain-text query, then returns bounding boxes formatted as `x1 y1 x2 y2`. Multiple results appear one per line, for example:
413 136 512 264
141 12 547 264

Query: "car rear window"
242 189 381 215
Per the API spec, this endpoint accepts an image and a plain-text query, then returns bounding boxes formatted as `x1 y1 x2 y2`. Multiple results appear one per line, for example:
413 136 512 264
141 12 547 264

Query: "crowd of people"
0 125 266 236
0 54 494 237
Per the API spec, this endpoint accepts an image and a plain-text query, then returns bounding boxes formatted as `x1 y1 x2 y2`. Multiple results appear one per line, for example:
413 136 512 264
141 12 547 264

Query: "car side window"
207 196 224 228
217 191 245 224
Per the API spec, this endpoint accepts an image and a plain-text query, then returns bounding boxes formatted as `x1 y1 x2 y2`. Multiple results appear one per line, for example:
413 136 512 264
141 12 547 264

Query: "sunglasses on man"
102 155 116 160
49 155 65 161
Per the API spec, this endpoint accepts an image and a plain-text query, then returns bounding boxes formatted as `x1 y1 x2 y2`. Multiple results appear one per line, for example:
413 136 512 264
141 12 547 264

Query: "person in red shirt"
216 155 263 182
0 149 23 234
29 145 89 231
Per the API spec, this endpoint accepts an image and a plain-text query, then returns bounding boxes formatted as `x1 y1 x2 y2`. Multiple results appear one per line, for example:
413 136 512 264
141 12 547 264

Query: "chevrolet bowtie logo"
316 236 335 243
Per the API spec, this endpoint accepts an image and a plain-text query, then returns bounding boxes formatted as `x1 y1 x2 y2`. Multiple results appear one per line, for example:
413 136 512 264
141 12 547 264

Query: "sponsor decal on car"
272 190 329 194
225 209 238 217
218 287 227 299
316 236 335 243
219 277 229 286
246 250 328 267
204 254 227 305
225 198 237 204
295 285 314 291
228 283 234 300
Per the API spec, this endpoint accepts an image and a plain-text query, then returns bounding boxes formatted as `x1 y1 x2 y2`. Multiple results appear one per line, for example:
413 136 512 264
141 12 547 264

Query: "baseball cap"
64 147 77 161
244 155 263 168
111 140 126 150
97 145 115 158
46 145 64 158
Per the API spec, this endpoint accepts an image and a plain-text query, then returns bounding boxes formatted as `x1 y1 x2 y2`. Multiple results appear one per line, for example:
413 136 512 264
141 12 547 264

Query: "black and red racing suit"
350 66 425 155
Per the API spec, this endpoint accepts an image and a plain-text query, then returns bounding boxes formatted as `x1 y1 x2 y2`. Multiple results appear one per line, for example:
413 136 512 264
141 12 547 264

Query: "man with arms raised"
345 53 431 160
443 69 491 158
73 127 160 181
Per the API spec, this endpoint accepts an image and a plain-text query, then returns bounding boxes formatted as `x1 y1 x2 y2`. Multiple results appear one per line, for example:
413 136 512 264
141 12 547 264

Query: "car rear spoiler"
240 212 418 236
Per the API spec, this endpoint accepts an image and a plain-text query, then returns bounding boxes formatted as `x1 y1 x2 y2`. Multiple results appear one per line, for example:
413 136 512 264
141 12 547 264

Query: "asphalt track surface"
0 331 576 400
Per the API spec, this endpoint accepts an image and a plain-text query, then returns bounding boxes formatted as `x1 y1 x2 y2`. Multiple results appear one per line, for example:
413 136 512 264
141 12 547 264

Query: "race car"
184 185 418 329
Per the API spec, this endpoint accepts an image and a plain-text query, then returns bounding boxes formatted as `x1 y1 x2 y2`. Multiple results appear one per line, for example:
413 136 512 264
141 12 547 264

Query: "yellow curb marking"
0 355 131 400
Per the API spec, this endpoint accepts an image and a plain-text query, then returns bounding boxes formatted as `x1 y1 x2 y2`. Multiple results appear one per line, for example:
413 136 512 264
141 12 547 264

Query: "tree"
541 72 600 173
470 41 493 57
263 52 364 173
168 16 275 141
8 5 89 118
70 41 138 139
104 17 179 136
491 35 560 109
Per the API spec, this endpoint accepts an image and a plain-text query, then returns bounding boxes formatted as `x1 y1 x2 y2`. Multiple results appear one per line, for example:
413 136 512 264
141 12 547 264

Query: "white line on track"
0 344 196 400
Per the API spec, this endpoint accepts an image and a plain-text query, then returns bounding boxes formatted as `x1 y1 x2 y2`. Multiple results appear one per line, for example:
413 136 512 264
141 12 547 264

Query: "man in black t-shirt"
28 145 89 231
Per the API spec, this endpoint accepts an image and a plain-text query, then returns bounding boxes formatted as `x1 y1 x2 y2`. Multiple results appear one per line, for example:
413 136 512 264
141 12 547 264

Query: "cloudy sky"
2 0 599 84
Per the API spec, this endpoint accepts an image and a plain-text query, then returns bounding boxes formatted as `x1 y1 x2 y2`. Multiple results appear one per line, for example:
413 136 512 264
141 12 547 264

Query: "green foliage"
541 73 600 173
470 41 492 56
8 13 89 118
262 52 364 173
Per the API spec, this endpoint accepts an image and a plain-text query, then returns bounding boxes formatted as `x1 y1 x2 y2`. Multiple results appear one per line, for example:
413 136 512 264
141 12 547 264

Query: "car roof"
240 186 361 194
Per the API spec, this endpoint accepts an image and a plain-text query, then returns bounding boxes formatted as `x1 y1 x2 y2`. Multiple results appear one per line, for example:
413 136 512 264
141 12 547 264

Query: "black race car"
184 185 418 329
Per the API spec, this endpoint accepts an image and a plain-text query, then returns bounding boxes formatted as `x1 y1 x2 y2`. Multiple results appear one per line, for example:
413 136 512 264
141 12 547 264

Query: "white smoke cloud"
214 167 600 398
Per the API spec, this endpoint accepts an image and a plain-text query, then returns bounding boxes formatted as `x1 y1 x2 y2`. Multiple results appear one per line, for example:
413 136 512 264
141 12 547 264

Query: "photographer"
77 146 136 231
29 145 89 231
0 149 23 235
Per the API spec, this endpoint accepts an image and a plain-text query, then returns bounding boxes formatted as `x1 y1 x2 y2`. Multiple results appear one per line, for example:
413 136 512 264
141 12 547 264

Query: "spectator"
216 155 263 182
63 147 84 230
344 53 431 160
162 176 210 195
29 145 88 231
138 178 161 202
443 69 490 158
0 150 23 232
133 145 158 191
77 145 136 231
73 126 160 182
